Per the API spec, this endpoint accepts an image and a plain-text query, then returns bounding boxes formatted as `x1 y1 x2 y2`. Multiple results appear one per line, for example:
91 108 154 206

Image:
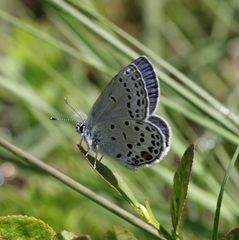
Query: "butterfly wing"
93 119 167 169
131 56 159 114
148 115 171 152
87 56 159 127
84 56 170 168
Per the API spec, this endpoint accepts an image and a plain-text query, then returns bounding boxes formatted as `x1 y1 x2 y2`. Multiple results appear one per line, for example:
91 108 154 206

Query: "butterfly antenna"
50 116 77 124
64 97 84 122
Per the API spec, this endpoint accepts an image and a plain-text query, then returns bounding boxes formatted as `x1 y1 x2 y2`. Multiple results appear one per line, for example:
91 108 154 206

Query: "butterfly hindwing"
148 115 171 151
93 119 166 169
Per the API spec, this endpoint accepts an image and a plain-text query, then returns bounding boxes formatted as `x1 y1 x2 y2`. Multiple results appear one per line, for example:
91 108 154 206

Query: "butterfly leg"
99 155 104 162
85 151 90 158
85 145 90 157
93 145 99 169
79 134 84 147
79 133 90 157
79 133 87 148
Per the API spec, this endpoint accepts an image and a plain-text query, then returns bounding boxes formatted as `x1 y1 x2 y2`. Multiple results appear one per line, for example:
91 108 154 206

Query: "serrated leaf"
223 227 239 240
0 215 55 240
107 226 138 240
171 144 194 236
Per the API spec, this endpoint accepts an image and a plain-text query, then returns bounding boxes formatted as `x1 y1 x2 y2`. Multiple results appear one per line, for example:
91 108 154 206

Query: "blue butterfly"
69 56 171 169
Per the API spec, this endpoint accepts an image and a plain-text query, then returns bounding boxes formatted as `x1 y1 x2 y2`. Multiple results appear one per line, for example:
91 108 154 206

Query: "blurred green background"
0 0 239 239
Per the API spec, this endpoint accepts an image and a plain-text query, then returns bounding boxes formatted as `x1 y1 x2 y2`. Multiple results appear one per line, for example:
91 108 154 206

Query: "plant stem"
0 137 171 240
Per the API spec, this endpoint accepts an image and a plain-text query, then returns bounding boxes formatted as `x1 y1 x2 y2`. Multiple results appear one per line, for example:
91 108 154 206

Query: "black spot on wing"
122 132 127 140
110 95 116 103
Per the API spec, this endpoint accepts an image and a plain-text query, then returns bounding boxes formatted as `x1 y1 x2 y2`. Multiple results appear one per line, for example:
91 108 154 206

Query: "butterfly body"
76 56 171 169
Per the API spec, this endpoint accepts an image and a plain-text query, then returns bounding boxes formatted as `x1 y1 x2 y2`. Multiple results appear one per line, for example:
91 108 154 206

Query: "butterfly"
73 56 171 169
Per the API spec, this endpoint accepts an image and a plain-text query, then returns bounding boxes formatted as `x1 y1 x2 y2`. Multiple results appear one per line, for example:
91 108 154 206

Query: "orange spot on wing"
141 151 153 160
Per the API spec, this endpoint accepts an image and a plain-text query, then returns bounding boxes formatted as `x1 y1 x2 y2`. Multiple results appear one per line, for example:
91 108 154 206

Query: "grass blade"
212 146 239 240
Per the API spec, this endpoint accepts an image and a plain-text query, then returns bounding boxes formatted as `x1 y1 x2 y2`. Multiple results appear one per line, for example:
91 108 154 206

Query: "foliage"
0 0 239 239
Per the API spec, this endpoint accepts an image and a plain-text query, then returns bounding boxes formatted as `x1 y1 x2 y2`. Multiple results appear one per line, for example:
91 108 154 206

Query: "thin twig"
0 137 167 240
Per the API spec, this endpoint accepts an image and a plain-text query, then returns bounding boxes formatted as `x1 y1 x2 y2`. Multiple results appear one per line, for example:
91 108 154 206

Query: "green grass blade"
71 1 239 128
0 9 105 71
47 0 239 139
212 146 239 240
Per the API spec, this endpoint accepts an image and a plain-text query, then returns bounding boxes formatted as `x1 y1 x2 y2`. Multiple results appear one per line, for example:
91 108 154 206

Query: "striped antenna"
50 116 77 124
64 97 84 122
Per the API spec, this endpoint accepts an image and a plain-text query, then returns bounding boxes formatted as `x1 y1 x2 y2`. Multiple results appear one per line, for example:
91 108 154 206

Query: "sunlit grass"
0 0 239 239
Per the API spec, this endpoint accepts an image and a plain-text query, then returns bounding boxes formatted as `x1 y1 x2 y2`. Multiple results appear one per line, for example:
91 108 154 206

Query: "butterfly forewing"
131 57 159 114
88 57 159 127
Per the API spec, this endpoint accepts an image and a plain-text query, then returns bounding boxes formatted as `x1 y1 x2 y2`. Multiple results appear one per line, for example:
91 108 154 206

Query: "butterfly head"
76 122 86 134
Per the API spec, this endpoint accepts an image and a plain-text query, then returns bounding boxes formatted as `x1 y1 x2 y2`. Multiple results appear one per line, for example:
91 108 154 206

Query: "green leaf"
223 227 239 240
55 230 92 240
171 144 195 237
77 145 140 209
77 145 160 228
144 200 160 229
106 226 138 240
0 215 55 240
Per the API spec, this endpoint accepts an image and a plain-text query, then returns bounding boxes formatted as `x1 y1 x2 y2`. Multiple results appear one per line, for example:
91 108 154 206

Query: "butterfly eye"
76 123 85 133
